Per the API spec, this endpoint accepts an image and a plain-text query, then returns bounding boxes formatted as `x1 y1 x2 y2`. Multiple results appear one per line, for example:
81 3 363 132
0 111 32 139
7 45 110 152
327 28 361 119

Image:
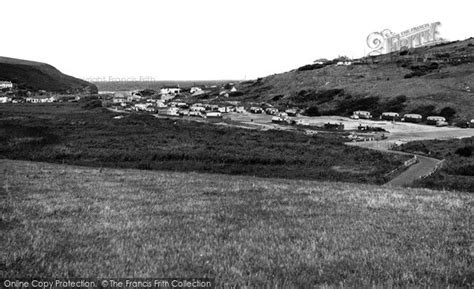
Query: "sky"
1 0 473 81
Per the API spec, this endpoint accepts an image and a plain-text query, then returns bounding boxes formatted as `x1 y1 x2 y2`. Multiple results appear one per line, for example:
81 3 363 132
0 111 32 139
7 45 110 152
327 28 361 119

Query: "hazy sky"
2 0 473 80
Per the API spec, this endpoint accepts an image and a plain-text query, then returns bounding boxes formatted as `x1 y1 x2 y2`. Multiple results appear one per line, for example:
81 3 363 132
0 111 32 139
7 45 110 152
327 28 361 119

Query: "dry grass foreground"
0 159 472 287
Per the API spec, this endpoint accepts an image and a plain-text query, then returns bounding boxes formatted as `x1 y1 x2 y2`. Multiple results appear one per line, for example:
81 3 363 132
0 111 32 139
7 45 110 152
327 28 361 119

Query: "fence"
419 159 445 180
383 155 418 181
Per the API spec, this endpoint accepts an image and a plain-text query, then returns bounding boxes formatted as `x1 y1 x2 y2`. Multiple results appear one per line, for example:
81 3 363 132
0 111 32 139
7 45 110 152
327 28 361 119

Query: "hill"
0 56 97 94
0 159 471 287
237 38 474 120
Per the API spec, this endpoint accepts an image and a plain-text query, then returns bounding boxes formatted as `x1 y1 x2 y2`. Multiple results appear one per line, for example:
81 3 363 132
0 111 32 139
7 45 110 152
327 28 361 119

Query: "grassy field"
398 137 474 192
0 159 472 287
0 103 408 185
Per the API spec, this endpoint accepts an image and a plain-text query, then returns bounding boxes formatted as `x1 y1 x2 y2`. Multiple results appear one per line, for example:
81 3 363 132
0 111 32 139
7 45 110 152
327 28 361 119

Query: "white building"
0 81 13 90
160 86 181 95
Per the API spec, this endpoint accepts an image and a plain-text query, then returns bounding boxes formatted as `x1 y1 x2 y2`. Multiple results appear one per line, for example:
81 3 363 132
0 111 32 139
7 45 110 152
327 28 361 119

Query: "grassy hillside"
0 56 97 94
0 159 472 287
0 103 408 185
237 38 474 120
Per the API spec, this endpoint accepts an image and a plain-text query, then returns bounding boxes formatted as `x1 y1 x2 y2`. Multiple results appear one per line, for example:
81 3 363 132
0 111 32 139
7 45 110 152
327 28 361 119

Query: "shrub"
455 146 473 157
297 64 324 72
229 91 244 97
409 105 436 117
305 106 320 116
439 107 456 122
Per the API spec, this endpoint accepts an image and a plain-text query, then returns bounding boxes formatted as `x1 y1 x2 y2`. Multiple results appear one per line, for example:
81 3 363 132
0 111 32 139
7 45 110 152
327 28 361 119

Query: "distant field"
398 137 474 192
0 159 472 287
93 80 238 92
0 103 408 185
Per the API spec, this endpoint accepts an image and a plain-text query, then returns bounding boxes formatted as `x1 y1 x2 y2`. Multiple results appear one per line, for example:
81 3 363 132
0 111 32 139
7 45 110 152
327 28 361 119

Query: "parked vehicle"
189 111 204 117
403 113 423 123
250 107 264 114
296 119 309 126
265 108 279 115
285 109 298 117
272 116 286 123
351 111 372 119
206 112 222 118
324 122 344 130
380 112 400 121
426 116 446 125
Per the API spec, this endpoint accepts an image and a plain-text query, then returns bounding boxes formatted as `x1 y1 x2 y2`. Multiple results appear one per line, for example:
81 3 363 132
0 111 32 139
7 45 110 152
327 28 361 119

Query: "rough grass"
1 159 472 287
0 103 408 185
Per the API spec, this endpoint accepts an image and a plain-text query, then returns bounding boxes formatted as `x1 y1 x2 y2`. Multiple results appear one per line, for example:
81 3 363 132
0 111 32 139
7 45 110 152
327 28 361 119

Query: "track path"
348 141 442 187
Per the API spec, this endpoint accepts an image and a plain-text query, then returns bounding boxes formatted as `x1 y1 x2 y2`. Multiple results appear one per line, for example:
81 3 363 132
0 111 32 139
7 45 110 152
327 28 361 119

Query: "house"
403 114 423 123
160 86 181 96
426 116 446 125
381 112 400 121
0 81 13 90
113 92 129 103
336 61 352 66
351 111 372 119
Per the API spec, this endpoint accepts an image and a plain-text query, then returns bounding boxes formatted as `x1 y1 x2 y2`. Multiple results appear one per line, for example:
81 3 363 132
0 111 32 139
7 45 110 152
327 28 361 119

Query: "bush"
297 64 324 72
329 96 380 116
455 146 473 157
409 105 436 117
229 91 244 97
305 106 320 116
439 107 456 122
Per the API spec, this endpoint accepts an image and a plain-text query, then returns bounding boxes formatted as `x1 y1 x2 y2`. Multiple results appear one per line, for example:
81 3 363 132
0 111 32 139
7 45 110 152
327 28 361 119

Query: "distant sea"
93 80 240 92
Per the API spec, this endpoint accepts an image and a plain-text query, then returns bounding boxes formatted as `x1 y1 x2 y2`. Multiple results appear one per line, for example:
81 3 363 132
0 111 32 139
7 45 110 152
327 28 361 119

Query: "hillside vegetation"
0 159 472 287
0 56 97 94
237 38 474 120
0 103 408 185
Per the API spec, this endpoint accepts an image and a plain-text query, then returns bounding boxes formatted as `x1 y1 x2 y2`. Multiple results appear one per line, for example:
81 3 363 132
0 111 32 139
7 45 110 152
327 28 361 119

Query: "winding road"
347 140 443 187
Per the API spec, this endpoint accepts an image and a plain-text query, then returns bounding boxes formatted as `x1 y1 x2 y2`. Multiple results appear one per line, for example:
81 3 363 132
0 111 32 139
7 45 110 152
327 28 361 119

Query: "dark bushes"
305 106 320 116
455 146 473 157
297 64 325 72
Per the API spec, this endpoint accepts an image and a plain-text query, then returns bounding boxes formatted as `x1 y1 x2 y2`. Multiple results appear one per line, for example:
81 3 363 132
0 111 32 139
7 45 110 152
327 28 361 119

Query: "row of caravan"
350 111 454 126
